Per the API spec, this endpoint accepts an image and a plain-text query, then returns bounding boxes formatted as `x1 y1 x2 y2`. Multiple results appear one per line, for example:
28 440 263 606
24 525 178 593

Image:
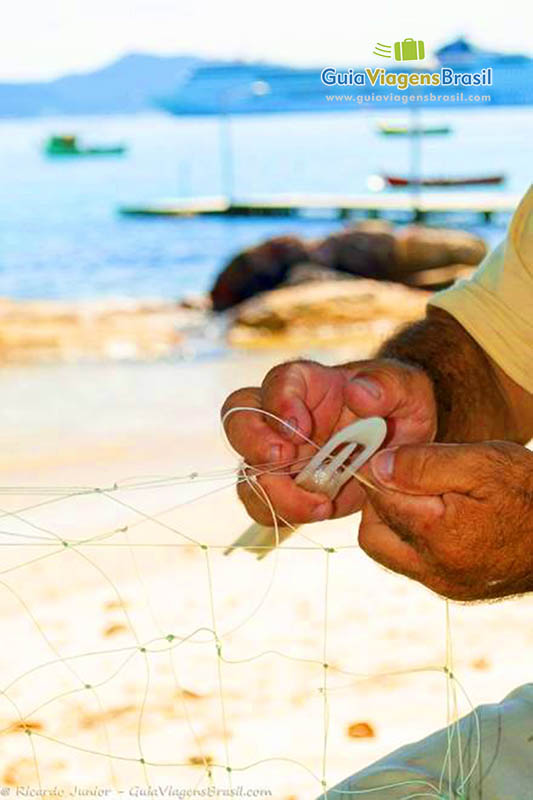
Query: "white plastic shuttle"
225 416 387 559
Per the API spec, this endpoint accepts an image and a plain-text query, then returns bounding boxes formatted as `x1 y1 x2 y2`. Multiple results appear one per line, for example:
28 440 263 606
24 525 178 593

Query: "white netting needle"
224 416 387 559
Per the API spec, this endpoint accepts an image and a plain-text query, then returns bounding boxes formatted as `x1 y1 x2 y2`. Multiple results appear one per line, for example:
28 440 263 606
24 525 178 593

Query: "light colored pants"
318 683 533 799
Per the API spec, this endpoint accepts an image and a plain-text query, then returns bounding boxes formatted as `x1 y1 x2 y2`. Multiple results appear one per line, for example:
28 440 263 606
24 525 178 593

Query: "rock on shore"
228 278 430 350
210 235 311 311
394 225 487 273
211 221 486 310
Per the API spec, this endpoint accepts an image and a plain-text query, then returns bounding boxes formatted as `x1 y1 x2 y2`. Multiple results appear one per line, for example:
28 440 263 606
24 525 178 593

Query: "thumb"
368 442 484 495
344 360 436 444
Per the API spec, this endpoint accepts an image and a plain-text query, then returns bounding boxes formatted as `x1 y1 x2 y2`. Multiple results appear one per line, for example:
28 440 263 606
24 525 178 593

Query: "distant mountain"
0 53 200 117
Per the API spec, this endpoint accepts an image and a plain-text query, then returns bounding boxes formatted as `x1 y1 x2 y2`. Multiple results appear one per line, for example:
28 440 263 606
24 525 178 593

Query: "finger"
239 470 368 525
238 469 367 525
221 387 296 466
237 472 332 526
368 443 488 496
261 361 346 444
358 500 427 580
260 362 315 441
344 360 436 444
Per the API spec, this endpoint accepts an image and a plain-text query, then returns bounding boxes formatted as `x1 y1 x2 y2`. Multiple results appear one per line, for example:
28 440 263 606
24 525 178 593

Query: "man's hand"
360 441 533 601
221 359 436 526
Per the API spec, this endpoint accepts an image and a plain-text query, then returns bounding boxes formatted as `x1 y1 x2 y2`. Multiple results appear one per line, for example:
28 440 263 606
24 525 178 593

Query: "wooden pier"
119 191 519 223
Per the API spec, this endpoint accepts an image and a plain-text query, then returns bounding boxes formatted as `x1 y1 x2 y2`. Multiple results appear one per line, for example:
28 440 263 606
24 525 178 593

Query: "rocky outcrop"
210 235 311 311
394 225 487 274
402 263 475 291
284 259 476 292
311 220 396 279
228 279 429 350
210 222 486 309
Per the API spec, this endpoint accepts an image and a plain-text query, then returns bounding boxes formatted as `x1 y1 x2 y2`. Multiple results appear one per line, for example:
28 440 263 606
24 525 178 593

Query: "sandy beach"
0 352 531 799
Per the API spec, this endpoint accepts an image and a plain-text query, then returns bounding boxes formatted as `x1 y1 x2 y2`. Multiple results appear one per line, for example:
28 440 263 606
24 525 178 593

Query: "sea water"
0 106 531 300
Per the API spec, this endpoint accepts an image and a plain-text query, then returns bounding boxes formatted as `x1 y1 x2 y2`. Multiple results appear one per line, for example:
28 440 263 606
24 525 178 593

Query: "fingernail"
269 444 282 463
371 448 397 483
312 502 330 521
350 376 382 400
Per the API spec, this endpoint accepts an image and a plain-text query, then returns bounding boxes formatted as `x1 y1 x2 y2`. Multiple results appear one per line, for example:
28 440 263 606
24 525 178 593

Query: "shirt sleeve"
429 184 533 394
317 684 533 799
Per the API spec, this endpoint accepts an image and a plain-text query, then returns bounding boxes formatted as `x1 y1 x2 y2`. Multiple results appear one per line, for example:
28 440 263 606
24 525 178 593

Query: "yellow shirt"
429 185 533 393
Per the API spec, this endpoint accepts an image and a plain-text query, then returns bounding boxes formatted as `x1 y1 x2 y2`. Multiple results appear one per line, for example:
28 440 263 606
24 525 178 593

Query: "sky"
1 0 533 82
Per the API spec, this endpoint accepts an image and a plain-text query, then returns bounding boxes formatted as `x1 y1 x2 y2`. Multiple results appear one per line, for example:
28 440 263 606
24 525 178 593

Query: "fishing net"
0 407 498 799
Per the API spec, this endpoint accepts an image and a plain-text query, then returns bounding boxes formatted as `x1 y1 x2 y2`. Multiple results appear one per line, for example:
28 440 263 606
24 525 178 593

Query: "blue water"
0 107 531 300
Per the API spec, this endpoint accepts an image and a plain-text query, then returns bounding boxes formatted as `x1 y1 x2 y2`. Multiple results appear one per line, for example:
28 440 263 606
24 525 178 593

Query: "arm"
359 185 533 600
379 306 533 445
356 308 533 601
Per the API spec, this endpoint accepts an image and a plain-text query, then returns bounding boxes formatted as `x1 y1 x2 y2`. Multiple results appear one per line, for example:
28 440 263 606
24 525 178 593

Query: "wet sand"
0 354 532 799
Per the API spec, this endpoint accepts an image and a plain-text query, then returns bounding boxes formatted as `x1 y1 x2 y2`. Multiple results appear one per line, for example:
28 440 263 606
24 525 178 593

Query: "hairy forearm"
378 307 533 444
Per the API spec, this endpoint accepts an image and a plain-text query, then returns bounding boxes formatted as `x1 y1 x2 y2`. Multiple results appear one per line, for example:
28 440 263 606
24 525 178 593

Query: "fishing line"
0 406 482 799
